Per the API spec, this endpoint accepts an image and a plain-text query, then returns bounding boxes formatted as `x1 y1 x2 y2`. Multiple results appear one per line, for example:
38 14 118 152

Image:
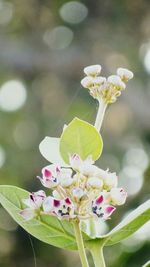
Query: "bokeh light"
0 0 14 25
43 26 74 50
59 1 88 24
0 80 27 112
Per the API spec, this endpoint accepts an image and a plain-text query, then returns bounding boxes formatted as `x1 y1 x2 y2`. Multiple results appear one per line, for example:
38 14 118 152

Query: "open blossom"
37 164 60 188
20 190 46 220
43 196 75 219
91 195 116 220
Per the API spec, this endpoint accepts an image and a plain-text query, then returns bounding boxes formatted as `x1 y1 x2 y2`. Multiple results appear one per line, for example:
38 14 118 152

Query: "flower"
110 188 127 205
117 68 134 82
43 196 75 219
91 195 116 220
20 190 46 220
37 164 60 188
84 65 102 76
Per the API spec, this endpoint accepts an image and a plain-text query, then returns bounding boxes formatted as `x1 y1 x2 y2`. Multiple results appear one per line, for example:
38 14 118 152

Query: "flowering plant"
0 65 150 267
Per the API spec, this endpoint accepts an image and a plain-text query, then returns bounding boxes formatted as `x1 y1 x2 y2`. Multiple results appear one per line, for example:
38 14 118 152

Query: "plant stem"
94 99 107 132
90 244 106 267
73 221 90 267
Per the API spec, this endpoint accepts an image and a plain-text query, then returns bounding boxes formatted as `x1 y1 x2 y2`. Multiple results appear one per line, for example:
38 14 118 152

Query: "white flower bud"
81 76 94 88
72 188 84 200
93 76 106 85
117 68 134 81
96 169 118 190
84 65 102 76
60 177 73 187
87 177 103 189
110 188 127 205
107 75 126 90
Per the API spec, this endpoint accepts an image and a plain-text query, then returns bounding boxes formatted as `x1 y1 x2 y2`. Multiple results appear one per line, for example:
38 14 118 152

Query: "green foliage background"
0 0 150 266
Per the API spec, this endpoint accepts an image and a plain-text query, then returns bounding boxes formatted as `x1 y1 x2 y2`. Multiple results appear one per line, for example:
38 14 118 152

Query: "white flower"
117 68 134 81
110 188 127 205
81 76 94 88
37 164 60 188
107 75 126 90
20 190 46 220
43 197 75 219
92 195 116 220
84 65 102 76
87 177 103 189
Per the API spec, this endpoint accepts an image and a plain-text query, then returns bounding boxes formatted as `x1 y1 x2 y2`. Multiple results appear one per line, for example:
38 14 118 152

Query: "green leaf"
143 260 150 267
0 185 76 250
39 137 68 166
103 200 150 246
60 118 103 164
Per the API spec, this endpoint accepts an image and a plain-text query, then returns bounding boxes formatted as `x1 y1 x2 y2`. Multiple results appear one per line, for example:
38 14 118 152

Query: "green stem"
90 244 106 267
73 221 90 267
94 99 107 132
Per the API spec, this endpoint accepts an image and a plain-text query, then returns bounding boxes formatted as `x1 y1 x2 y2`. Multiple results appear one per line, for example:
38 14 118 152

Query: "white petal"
39 137 68 166
43 196 54 213
81 76 94 88
84 65 102 76
87 177 103 189
117 68 134 81
20 208 35 220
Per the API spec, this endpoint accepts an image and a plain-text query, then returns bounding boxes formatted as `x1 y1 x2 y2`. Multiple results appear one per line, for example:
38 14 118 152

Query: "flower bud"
110 188 127 205
72 188 84 201
107 75 126 90
81 76 94 88
96 169 118 190
117 68 134 81
84 65 102 76
87 177 103 189
60 177 73 187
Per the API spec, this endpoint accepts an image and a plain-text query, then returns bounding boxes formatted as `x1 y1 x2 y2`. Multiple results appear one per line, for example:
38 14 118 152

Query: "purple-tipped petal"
96 195 104 205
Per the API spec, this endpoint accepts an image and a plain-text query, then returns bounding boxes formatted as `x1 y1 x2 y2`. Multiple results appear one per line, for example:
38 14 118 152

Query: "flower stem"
73 221 90 267
94 99 107 132
90 244 106 267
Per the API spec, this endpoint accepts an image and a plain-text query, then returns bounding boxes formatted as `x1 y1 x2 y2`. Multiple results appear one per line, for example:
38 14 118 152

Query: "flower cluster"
81 65 133 103
20 154 127 221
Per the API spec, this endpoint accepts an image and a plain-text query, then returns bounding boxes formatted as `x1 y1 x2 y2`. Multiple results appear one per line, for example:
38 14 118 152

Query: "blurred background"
0 0 150 266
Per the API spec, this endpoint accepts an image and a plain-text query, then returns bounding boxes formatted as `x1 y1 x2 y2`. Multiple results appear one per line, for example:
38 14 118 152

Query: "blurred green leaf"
103 200 150 246
0 185 77 250
143 260 150 267
60 118 103 164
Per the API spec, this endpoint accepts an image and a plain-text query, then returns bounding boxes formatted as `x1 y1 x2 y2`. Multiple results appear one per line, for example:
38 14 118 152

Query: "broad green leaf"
0 185 76 250
103 200 150 246
39 137 68 166
60 118 103 164
143 260 150 267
